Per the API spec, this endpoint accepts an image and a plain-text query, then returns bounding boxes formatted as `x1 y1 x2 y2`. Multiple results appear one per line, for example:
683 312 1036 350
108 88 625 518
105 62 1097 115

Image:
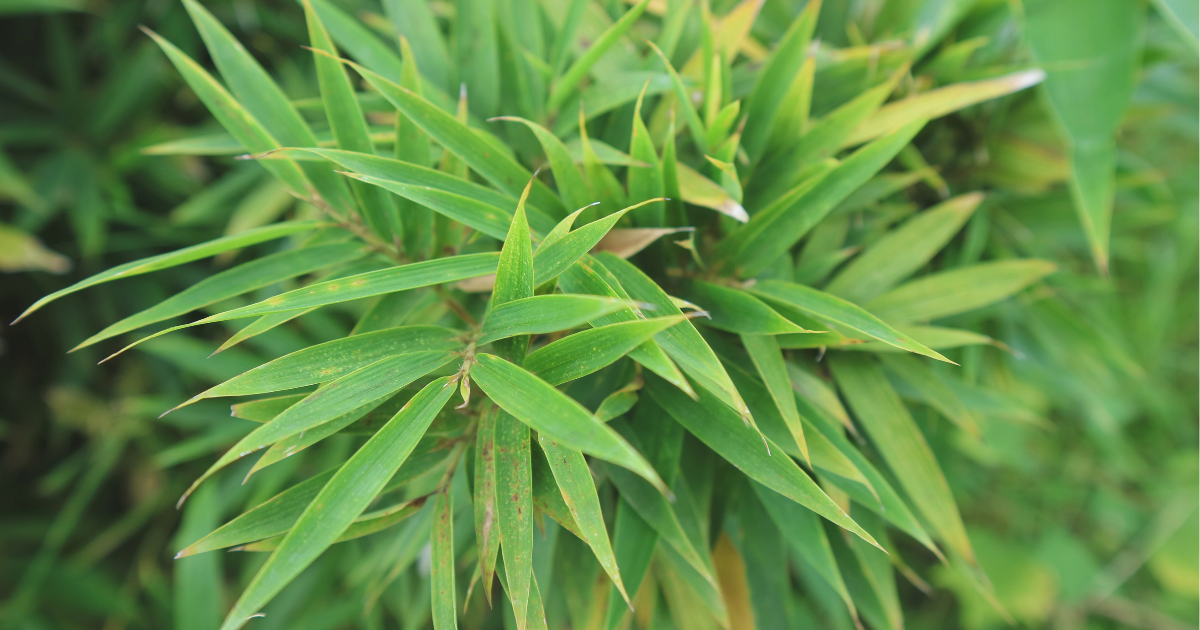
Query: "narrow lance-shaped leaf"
491 177 536 362
180 352 453 507
470 354 669 496
644 374 881 550
219 376 457 630
491 117 592 213
646 40 708 155
824 192 981 304
729 119 925 277
183 0 354 213
304 0 400 241
14 221 322 323
345 60 567 217
827 354 974 563
175 326 460 408
235 496 427 552
866 259 1057 324
844 69 1045 147
741 334 809 464
537 436 629 605
479 295 637 345
139 28 310 198
531 198 664 285
750 280 953 363
688 280 812 335
473 406 500 605
431 487 457 630
523 315 689 386
495 411 533 630
740 0 821 159
101 254 502 361
548 0 653 112
75 242 364 350
627 81 664 226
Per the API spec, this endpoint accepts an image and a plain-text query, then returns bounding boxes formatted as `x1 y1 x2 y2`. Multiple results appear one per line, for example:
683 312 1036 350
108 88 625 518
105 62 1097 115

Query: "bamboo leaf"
537 437 629 605
879 353 980 437
182 326 461 405
181 351 453 506
495 411 533 630
844 70 1045 147
827 354 973 562
741 334 808 463
548 0 653 113
235 497 426 552
867 259 1056 324
492 116 592 213
432 487 457 630
531 444 584 539
825 193 981 304
646 40 708 155
644 374 880 550
729 120 925 277
478 295 635 345
14 221 322 323
492 178 537 361
470 353 669 495
523 315 688 386
140 28 310 197
740 0 821 159
473 406 500 605
601 500 658 630
76 242 363 350
348 61 567 217
304 0 399 241
627 83 664 226
750 280 953 363
531 198 663 285
219 376 456 630
688 281 812 335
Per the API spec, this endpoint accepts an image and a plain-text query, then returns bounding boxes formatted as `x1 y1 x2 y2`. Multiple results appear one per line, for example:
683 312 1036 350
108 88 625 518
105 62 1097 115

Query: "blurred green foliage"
1 1 1196 629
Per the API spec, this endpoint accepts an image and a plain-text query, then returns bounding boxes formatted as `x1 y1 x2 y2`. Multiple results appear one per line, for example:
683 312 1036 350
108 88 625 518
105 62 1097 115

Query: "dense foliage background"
1 0 1196 629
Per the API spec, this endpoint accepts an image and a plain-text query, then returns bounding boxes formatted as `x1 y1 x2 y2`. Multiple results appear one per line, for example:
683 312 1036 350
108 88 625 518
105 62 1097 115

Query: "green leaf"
492 117 592 213
183 0 353 214
837 509 902 630
827 354 973 563
880 353 980 438
523 315 688 386
753 480 858 624
729 119 925 277
531 198 663 285
470 353 669 495
181 351 453 506
844 70 1045 147
176 470 336 558
431 487 457 630
627 83 664 226
644 374 880 550
495 411 533 630
473 406 501 605
557 257 694 396
531 444 584 539
75 242 363 350
750 280 953 363
677 160 747 222
347 61 567 217
304 0 399 241
824 192 981 304
492 179 536 361
14 221 322 324
841 325 1004 353
596 253 750 417
646 40 708 155
548 0 653 113
866 260 1057 324
740 0 821 159
595 389 638 423
455 0 500 117
688 281 811 335
597 458 716 588
234 496 427 552
537 437 629 605
181 326 461 406
380 0 452 90
1026 0 1144 272
140 29 310 198
741 334 808 463
219 376 456 630
478 295 634 345
602 501 657 630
